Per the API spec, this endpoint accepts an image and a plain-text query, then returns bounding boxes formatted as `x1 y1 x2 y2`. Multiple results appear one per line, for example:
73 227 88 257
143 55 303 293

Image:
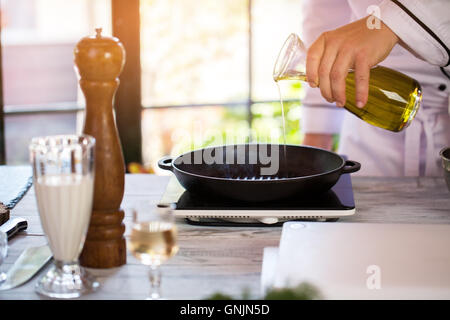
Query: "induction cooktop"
158 171 356 225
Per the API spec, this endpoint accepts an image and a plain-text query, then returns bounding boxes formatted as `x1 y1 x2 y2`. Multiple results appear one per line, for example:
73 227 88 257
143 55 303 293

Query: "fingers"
317 44 339 103
330 50 352 107
307 30 371 108
354 53 370 108
306 36 324 88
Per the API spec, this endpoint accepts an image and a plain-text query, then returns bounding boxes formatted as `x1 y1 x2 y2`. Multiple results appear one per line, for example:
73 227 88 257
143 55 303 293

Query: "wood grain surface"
0 174 449 300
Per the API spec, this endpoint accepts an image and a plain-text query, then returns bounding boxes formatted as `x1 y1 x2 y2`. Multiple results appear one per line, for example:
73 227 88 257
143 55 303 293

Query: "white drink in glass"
35 174 94 262
30 134 98 299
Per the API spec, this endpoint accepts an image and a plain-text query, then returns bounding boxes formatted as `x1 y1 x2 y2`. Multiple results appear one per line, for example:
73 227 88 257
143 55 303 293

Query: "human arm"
300 0 351 149
306 18 398 108
379 0 450 67
305 0 450 108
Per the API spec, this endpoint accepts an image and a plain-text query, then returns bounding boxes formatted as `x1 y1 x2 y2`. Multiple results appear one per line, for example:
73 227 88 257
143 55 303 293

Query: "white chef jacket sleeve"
379 0 450 67
300 0 351 134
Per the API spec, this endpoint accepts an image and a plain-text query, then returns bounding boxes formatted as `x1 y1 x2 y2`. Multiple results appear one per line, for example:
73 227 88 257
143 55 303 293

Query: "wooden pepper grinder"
74 28 126 268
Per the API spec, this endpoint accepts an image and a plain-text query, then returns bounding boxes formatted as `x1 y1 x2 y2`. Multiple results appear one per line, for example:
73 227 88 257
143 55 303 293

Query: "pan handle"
341 160 361 174
158 156 174 171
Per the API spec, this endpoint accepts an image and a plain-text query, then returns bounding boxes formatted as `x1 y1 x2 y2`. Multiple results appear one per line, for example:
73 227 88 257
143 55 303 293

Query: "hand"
306 17 399 108
302 133 334 150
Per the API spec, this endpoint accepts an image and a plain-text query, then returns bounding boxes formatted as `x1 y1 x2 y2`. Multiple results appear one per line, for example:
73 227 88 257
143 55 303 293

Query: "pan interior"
173 144 343 179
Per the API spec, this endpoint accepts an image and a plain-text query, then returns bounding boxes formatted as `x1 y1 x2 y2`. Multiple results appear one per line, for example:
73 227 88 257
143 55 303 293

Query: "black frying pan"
158 144 360 202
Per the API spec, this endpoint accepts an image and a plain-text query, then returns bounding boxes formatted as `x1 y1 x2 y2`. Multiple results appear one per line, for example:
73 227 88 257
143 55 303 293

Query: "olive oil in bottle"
275 66 422 132
273 34 422 132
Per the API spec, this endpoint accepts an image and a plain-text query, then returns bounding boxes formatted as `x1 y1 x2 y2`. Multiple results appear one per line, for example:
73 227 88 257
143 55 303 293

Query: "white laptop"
263 222 450 299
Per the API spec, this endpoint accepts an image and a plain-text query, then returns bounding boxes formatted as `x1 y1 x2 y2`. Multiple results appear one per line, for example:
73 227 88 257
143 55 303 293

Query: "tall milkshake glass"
30 135 99 298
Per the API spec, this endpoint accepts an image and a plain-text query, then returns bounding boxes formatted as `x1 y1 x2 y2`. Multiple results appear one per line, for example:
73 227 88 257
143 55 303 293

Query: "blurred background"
0 0 306 173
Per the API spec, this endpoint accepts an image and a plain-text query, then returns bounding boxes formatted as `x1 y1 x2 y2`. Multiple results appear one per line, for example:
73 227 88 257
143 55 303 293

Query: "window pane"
4 113 79 164
1 0 110 164
140 0 248 106
251 0 303 101
142 106 249 172
1 0 111 107
251 95 302 147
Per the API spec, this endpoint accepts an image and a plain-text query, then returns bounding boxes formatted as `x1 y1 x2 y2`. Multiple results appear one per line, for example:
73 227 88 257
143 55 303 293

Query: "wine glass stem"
0 272 6 284
148 265 162 299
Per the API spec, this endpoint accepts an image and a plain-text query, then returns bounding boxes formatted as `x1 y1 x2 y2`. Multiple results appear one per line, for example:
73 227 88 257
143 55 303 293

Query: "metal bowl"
440 147 450 192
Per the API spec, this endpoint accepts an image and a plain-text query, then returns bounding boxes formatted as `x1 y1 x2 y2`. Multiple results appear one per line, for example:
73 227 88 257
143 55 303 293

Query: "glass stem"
0 272 6 284
148 265 162 299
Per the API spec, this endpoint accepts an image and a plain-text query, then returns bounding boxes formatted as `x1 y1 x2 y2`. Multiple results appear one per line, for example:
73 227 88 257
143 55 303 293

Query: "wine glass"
129 203 178 300
0 231 7 284
29 134 99 298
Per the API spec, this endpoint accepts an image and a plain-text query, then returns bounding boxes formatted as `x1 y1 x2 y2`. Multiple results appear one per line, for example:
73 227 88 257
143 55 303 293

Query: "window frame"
0 13 5 165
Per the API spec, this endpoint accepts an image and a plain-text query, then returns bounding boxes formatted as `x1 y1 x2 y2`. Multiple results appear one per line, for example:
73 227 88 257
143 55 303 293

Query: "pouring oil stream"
275 81 288 176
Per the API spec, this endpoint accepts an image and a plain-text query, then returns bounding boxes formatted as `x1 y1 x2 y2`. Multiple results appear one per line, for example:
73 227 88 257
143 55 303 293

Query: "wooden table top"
0 174 449 300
